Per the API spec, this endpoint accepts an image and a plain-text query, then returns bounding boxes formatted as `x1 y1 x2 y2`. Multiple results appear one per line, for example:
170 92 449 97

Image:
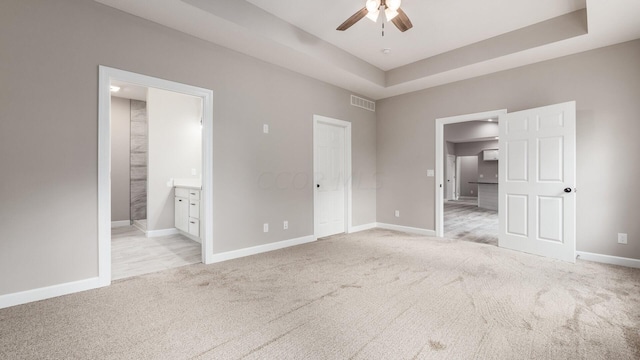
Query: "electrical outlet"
263 223 269 233
618 233 628 244
283 221 288 230
479 174 484 178
191 168 196 175
395 210 400 217
470 190 474 194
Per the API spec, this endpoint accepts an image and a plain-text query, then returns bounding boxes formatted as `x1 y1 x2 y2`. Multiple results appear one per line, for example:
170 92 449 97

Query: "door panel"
499 101 576 262
506 194 528 236
538 137 563 182
538 196 563 242
507 140 528 181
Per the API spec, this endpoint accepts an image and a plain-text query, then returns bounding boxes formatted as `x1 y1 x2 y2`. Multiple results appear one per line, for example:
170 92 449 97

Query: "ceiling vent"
351 95 375 112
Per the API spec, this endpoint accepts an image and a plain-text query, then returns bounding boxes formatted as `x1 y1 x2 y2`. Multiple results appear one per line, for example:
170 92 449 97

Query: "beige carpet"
1 229 639 359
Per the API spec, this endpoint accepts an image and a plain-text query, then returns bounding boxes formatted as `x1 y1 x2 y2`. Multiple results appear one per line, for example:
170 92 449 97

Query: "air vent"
351 95 375 112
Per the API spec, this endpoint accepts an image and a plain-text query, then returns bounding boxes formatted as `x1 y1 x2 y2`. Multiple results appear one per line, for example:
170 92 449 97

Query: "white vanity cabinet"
175 187 201 240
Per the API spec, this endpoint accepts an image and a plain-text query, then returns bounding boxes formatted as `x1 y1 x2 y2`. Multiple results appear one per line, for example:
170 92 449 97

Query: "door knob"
564 187 572 193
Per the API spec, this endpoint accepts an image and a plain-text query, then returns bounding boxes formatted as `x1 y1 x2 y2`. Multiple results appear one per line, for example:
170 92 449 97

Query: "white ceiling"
110 80 147 101
246 0 585 70
95 0 640 100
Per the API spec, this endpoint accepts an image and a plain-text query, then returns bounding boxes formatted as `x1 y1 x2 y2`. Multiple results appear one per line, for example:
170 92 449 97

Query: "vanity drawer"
188 218 200 237
175 187 190 198
188 190 200 201
189 200 200 220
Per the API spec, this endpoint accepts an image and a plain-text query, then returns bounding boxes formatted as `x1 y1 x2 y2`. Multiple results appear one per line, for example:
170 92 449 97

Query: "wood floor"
444 199 498 246
111 226 201 280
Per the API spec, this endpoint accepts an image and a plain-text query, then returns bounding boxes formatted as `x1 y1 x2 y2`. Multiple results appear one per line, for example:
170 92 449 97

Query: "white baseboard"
111 220 131 228
576 251 640 269
145 228 179 238
376 223 436 236
209 235 315 264
0 277 103 310
349 222 378 233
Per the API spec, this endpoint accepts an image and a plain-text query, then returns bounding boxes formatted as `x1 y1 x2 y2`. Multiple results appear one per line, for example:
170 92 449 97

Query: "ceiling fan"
337 0 413 33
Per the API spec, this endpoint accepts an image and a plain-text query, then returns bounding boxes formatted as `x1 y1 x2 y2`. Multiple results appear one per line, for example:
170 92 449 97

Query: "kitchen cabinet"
483 149 499 161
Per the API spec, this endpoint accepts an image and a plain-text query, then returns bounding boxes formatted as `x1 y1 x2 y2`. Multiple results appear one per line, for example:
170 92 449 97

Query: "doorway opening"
109 80 204 280
313 115 352 239
435 109 506 246
98 66 214 287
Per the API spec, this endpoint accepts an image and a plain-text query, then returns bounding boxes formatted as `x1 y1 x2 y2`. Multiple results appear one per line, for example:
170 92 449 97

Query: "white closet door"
315 121 346 238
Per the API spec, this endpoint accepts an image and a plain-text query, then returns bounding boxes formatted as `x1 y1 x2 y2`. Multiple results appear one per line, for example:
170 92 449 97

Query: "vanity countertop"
173 178 202 190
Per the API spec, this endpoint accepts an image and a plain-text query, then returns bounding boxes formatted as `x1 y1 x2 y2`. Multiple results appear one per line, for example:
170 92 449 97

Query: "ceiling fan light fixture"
387 0 402 11
366 9 380 22
384 8 399 21
365 0 381 22
365 0 380 12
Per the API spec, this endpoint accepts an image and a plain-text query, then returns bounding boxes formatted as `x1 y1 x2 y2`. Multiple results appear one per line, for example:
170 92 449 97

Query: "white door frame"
98 66 214 287
313 115 352 239
435 109 507 237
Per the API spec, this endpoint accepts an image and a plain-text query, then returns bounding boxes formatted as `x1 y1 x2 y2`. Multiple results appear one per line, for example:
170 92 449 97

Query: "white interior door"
314 119 348 238
498 101 576 262
446 155 456 200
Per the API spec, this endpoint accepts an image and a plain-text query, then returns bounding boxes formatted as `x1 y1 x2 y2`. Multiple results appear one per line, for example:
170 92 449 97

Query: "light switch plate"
263 223 269 232
427 169 434 177
263 124 269 134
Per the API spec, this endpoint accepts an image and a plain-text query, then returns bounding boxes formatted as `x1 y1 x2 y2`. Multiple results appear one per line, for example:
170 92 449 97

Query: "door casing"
98 66 214 288
435 109 507 237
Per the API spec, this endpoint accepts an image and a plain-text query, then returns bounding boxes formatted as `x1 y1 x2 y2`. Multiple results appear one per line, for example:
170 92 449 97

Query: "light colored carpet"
1 229 639 359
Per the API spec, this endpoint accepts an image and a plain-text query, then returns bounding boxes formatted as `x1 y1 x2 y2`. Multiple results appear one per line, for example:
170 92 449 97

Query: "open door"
498 101 576 262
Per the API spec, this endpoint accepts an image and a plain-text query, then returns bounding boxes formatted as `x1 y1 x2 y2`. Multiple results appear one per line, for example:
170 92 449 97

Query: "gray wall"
377 39 640 260
457 156 478 197
444 122 499 143
443 122 499 199
457 140 499 183
110 97 131 222
0 0 376 296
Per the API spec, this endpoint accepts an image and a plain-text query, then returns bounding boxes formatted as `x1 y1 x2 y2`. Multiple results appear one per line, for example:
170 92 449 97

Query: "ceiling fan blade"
391 8 413 32
337 7 368 31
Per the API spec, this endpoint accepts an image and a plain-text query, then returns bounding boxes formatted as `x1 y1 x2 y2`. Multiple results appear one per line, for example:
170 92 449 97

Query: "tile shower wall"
130 100 147 221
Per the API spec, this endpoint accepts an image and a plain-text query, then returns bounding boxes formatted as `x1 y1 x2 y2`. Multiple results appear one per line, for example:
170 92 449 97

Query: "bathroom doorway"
98 66 214 286
109 80 205 279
